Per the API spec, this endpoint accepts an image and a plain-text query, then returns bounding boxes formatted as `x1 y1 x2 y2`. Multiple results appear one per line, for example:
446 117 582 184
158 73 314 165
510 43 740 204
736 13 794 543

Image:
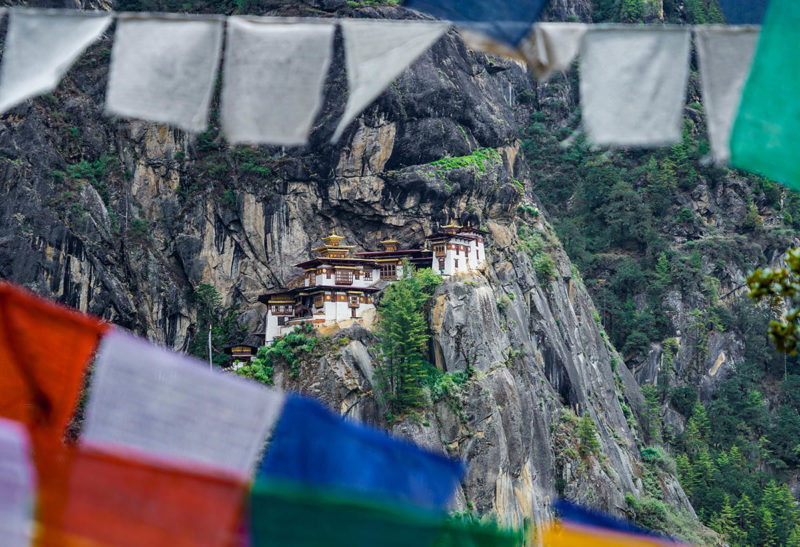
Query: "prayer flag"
82 329 285 477
0 9 112 114
580 28 690 147
402 0 548 48
541 500 685 546
38 445 246 547
250 479 523 547
221 18 335 145
718 0 770 24
0 419 34 547
0 282 107 455
105 15 223 132
730 0 800 190
519 23 587 81
695 27 759 165
259 395 464 510
332 20 448 142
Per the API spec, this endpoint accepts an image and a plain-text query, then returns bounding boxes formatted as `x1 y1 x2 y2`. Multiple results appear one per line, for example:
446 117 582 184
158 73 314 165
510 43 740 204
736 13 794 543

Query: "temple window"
455 259 459 269
381 263 396 280
364 270 372 280
335 270 353 285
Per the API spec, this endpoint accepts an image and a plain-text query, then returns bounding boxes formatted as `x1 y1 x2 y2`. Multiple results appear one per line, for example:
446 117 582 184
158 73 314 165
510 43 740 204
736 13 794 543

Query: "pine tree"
375 262 441 418
761 509 778 547
787 524 800 547
577 411 601 457
735 494 759 546
711 496 745 546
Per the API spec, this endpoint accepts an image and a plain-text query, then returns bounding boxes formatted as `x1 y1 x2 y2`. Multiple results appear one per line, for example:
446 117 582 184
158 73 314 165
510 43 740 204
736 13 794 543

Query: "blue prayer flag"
402 0 549 48
553 500 678 542
718 0 770 24
259 395 465 510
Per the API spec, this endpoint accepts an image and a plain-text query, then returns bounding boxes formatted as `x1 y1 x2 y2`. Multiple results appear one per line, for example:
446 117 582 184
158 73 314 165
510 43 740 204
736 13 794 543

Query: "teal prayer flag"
249 480 524 547
730 0 800 190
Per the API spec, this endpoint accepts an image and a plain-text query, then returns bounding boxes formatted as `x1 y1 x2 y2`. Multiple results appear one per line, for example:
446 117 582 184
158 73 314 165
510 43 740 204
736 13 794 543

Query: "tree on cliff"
188 284 246 367
375 261 440 419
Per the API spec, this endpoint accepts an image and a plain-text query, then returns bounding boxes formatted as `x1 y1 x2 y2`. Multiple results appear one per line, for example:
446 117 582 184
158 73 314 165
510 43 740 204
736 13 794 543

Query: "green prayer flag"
730 0 800 190
249 480 524 547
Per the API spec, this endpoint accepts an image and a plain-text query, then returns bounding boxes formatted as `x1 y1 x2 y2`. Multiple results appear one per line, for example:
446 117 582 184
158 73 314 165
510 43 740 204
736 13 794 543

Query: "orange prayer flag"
38 445 247 547
0 282 107 453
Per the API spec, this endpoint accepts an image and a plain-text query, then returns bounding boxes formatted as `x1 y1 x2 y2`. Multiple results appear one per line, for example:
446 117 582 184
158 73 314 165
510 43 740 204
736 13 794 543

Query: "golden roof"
380 239 401 244
322 230 345 246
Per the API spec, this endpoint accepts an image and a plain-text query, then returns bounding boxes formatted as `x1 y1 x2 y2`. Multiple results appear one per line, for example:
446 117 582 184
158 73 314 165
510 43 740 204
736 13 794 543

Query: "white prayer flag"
0 9 111 114
580 28 691 147
519 23 587 80
695 26 759 165
0 419 34 547
82 329 285 477
221 18 335 145
333 20 449 142
105 15 223 132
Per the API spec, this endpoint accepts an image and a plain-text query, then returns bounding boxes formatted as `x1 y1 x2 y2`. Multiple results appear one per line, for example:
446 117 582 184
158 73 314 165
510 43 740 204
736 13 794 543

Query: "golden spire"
321 230 345 246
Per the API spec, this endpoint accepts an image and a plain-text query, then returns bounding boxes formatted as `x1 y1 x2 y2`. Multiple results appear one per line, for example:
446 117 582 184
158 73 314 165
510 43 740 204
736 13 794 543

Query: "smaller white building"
427 222 487 276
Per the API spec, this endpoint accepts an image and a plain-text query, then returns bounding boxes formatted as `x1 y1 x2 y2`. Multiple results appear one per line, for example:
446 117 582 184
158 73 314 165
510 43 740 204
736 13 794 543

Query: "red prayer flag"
38 445 247 546
0 282 107 457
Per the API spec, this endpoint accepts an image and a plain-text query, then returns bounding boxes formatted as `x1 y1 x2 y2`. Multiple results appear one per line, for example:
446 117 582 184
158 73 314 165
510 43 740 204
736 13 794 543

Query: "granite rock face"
0 3 708 535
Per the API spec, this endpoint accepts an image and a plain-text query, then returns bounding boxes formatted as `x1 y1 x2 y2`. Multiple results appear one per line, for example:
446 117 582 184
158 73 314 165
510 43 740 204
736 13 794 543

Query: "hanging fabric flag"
250 480 524 547
579 28 690 147
402 0 547 49
105 14 223 132
39 445 245 546
730 0 800 190
0 419 35 547
81 329 285 477
332 20 449 142
518 23 587 81
259 395 464 510
541 500 684 546
0 282 107 456
0 9 111 114
221 18 335 145
695 27 759 165
718 0 770 24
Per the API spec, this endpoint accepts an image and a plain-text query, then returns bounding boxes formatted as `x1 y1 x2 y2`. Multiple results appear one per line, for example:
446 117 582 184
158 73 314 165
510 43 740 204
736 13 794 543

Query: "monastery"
259 222 487 344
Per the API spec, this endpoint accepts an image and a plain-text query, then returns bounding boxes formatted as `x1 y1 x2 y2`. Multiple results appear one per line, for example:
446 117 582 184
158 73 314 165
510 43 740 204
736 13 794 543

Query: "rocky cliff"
0 2 716 540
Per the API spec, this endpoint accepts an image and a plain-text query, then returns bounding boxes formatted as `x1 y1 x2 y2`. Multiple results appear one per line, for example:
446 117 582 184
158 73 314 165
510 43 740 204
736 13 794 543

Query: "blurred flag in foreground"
718 0 770 24
541 500 687 547
259 395 465 510
402 0 549 48
250 479 523 547
730 0 800 190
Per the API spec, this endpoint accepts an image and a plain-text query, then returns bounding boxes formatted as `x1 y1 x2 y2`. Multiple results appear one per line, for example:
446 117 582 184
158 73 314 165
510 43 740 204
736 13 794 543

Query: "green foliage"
66 155 118 203
428 147 500 173
375 261 441 418
743 201 764 232
747 248 800 354
641 384 662 442
517 224 556 283
577 412 601 457
129 218 150 240
619 0 645 22
221 188 237 209
188 284 246 368
684 0 724 23
236 324 317 384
